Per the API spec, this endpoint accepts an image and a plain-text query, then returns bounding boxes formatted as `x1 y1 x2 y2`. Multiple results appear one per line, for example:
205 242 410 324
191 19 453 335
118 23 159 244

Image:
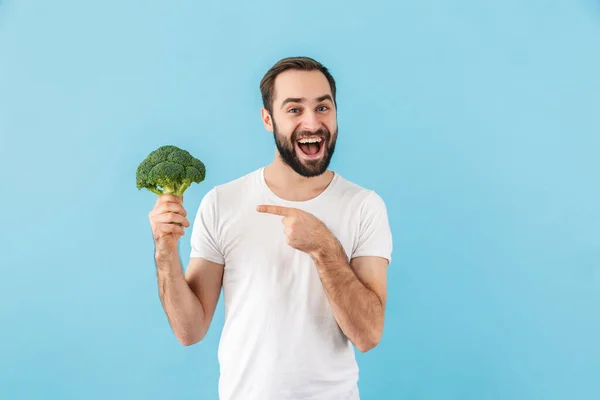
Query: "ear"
261 108 274 132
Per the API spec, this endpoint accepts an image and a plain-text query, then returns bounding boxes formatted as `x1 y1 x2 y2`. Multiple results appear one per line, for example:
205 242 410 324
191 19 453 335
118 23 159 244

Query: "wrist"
311 233 346 265
154 249 179 268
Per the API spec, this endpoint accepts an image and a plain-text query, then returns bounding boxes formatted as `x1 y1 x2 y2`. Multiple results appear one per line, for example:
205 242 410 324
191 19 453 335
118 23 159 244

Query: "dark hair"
259 56 337 114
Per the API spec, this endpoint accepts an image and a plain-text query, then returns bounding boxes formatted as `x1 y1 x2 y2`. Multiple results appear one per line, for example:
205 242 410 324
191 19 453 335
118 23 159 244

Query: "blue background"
1 1 599 399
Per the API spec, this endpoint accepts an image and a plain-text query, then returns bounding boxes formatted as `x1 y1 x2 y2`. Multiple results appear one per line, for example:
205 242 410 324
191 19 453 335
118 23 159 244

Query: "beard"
273 120 337 178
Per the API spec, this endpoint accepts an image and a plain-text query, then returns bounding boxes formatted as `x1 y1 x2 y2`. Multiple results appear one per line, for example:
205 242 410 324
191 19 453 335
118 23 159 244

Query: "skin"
149 194 223 346
150 69 388 352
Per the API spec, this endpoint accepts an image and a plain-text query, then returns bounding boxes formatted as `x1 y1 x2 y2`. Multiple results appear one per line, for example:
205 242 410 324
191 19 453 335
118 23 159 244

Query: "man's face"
266 70 338 177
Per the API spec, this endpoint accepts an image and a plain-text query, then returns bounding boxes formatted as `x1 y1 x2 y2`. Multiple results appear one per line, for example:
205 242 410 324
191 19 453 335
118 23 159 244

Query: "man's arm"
256 198 392 352
156 254 224 346
311 238 388 353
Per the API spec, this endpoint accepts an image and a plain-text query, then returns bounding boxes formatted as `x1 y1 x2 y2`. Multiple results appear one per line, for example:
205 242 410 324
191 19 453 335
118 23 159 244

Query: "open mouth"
296 136 325 159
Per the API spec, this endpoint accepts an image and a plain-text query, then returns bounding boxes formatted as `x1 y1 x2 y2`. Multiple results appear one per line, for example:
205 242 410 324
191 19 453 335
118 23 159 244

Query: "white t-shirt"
189 167 393 400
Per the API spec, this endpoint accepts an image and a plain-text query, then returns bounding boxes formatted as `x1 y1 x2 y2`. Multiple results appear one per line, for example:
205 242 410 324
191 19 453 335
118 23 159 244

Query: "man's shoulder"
328 174 391 224
220 168 260 188
207 168 261 196
332 173 385 205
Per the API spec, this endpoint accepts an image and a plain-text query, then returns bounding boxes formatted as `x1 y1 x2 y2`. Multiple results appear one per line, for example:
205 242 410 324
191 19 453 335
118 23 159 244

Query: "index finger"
158 194 183 204
256 204 296 216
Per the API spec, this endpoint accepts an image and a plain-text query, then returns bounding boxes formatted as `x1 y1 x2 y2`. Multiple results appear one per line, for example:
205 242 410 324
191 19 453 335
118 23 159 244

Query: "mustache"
292 127 330 141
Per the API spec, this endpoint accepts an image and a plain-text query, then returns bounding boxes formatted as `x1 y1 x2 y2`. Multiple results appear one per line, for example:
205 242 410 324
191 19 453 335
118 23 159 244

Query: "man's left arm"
257 191 393 352
311 236 389 352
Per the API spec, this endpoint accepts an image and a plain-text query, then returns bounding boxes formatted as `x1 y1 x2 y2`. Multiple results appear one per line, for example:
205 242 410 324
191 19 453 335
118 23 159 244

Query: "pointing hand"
256 205 332 257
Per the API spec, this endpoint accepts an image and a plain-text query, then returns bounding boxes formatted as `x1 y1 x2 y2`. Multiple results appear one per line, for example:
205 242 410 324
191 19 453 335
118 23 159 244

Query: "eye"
317 105 329 112
288 107 300 114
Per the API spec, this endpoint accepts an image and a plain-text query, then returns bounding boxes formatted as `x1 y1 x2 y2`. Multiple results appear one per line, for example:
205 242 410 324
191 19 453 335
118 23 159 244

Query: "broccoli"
136 145 206 197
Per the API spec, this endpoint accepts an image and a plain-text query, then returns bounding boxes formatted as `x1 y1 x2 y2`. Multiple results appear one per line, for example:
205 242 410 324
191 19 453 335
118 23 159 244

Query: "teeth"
298 137 322 144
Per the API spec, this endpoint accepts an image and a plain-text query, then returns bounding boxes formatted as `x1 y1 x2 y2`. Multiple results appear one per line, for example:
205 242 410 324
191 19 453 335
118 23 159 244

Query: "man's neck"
264 158 335 202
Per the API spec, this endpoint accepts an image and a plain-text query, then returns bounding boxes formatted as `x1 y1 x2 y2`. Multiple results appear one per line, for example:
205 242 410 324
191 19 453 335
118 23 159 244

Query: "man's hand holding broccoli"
148 194 190 258
136 145 206 259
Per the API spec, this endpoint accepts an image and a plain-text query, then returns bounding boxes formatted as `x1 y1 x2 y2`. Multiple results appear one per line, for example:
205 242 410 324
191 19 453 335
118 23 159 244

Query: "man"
148 56 393 400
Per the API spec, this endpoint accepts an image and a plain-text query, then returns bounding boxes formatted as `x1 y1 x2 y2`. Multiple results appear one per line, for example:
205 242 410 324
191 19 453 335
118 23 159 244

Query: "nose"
300 110 321 132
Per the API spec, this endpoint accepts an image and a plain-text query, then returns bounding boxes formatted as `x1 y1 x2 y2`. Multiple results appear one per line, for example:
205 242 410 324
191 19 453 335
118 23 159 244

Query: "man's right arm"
156 254 224 346
149 193 224 346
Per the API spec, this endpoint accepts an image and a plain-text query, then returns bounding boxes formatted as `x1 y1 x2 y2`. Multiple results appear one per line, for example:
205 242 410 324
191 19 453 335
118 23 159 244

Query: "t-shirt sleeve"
189 188 225 265
351 190 393 264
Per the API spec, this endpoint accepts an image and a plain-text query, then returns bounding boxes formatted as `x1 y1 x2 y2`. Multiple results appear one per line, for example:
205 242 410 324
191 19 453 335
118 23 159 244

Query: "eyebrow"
280 94 334 109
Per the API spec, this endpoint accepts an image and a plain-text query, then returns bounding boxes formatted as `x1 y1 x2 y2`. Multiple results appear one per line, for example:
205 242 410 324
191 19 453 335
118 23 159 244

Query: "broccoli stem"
161 185 177 195
175 180 192 197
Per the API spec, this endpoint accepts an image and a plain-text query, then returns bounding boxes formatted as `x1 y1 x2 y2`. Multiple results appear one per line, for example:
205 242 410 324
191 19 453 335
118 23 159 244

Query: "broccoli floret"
136 145 206 196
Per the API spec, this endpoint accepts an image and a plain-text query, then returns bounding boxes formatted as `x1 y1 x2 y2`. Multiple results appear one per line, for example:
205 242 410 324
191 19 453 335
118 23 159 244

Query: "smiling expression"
263 69 338 177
